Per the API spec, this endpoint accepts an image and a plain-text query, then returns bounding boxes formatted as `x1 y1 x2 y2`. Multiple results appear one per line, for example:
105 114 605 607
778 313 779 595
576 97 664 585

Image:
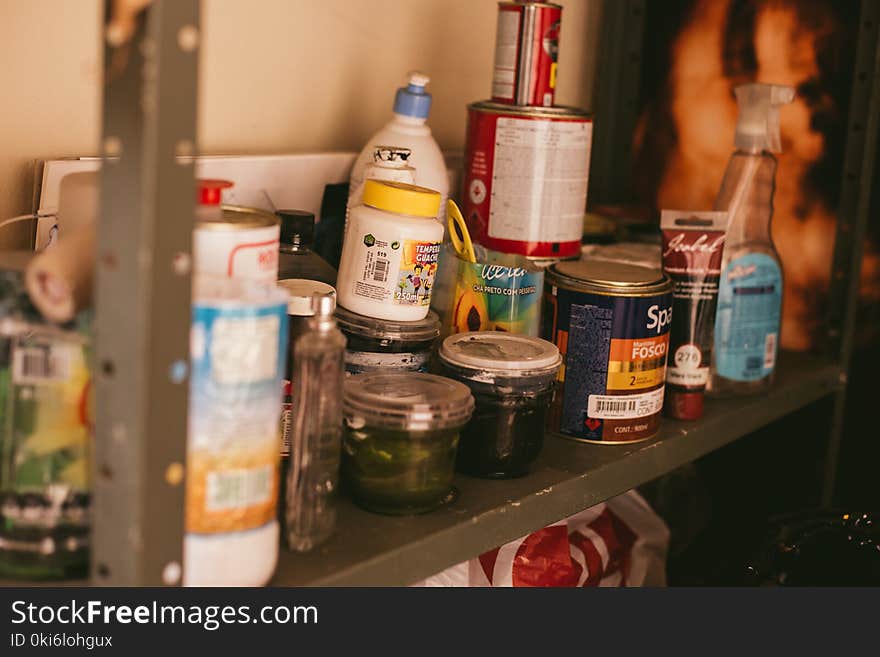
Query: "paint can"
542 260 673 444
462 101 593 260
447 259 543 336
193 180 280 284
492 1 562 107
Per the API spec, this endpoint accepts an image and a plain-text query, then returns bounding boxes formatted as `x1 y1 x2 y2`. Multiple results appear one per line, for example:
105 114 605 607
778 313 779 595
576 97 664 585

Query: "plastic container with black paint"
335 306 440 375
438 332 560 478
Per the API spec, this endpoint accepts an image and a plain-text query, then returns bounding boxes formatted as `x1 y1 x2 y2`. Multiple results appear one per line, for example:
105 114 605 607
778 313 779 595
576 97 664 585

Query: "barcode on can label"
587 387 665 420
763 332 777 369
280 405 292 457
593 398 636 415
206 465 272 511
12 345 71 384
373 258 389 282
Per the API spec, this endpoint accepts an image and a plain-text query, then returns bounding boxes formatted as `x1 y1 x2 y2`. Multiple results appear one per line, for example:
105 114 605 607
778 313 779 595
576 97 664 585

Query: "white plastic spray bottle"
710 82 795 395
347 72 448 224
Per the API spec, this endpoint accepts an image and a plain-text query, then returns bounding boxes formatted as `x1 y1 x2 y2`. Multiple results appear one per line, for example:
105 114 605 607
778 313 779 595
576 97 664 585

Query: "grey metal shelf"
272 351 842 586
0 352 845 588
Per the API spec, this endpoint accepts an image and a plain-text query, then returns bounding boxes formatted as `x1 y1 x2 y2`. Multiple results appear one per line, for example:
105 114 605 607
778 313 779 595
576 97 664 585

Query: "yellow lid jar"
337 180 444 322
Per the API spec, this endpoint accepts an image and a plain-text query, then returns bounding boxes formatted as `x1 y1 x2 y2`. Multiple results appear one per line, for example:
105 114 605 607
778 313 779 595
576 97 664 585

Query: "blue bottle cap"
393 71 432 119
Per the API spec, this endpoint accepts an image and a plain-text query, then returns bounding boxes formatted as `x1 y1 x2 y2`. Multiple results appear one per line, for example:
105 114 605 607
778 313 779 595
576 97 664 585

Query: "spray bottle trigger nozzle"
733 83 795 153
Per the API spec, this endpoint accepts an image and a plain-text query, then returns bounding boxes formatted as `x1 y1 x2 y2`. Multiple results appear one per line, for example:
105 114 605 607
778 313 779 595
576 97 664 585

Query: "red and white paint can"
462 101 593 260
492 1 562 107
193 180 280 284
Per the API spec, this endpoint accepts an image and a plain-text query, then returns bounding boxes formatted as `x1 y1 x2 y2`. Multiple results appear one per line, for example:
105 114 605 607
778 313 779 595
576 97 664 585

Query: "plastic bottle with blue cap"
347 72 449 226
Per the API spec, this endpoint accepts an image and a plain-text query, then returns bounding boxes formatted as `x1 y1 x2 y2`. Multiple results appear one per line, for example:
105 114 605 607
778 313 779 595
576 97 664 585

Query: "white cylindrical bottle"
184 276 288 586
337 180 443 322
345 146 416 233
348 72 449 224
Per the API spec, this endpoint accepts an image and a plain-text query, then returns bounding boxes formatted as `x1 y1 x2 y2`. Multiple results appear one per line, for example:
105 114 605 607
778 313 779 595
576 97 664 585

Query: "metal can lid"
196 204 279 230
277 279 336 316
499 1 563 10
468 100 590 120
547 259 671 296
439 332 561 377
343 372 474 431
335 305 440 343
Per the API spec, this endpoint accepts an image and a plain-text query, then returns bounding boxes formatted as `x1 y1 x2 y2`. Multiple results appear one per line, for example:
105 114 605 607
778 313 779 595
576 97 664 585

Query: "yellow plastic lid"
362 180 441 218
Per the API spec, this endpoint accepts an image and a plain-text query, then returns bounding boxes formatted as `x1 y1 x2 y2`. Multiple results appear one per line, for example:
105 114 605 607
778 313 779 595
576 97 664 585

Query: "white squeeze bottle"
710 83 795 395
348 72 449 224
346 146 416 231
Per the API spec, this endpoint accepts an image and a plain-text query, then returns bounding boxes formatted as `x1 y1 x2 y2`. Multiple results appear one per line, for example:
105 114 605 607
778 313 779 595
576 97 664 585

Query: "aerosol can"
710 83 795 395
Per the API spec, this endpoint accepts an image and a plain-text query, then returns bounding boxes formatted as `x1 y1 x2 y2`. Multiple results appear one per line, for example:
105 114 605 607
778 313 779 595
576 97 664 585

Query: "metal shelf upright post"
92 0 199 586
822 2 880 505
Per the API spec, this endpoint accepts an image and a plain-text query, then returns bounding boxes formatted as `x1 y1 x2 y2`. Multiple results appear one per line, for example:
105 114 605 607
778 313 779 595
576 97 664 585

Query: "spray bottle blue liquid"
710 83 795 395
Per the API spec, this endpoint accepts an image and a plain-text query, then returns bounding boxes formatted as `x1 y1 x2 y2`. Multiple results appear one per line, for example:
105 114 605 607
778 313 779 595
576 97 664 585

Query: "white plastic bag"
416 490 669 587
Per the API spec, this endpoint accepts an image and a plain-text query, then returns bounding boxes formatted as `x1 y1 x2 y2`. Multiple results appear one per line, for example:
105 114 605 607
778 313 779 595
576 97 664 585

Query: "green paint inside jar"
342 425 459 515
341 372 473 515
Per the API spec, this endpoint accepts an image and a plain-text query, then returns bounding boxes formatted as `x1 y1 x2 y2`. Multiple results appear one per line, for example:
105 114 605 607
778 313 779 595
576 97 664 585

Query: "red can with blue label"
542 260 673 443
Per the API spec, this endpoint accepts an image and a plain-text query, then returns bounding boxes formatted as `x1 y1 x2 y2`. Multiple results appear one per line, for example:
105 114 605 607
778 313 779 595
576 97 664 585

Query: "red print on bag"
570 508 638 586
512 525 581 587
479 506 639 587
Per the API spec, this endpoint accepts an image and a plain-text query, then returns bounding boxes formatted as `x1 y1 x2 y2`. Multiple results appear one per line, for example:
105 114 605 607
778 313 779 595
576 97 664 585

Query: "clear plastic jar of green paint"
341 372 474 515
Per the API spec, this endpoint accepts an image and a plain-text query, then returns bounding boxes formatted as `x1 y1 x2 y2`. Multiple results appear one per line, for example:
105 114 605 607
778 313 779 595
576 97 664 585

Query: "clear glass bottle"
710 83 794 395
275 279 336 528
285 293 346 552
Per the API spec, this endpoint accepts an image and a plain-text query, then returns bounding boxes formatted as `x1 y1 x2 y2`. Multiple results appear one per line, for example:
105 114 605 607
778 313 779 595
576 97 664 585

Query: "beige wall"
0 0 601 249
0 0 102 249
